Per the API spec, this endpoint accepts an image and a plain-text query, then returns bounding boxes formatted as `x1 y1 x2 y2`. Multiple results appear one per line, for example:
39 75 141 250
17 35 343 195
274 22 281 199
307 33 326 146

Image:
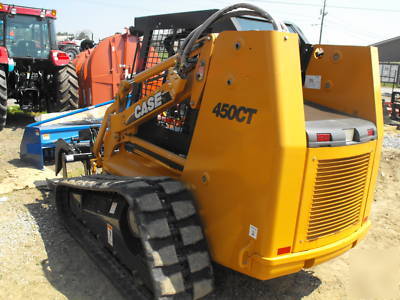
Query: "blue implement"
20 100 113 169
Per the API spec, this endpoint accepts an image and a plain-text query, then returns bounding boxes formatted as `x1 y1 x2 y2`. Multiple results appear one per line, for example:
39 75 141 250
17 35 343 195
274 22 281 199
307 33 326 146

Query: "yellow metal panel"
250 221 370 280
104 147 180 178
293 142 375 252
303 46 382 125
362 47 383 220
182 30 307 277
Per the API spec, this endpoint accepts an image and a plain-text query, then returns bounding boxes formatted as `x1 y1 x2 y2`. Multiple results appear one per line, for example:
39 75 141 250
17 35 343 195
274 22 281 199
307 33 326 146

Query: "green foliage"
381 82 400 88
7 105 46 117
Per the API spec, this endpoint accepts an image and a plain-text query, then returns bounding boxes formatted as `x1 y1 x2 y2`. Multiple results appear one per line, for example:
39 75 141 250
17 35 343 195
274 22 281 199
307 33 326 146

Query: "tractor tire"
0 67 7 131
51 62 79 112
61 45 79 60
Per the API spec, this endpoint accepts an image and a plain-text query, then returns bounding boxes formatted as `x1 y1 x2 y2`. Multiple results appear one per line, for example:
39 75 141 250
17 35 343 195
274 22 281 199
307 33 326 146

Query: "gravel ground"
383 132 400 149
0 115 399 299
383 125 400 149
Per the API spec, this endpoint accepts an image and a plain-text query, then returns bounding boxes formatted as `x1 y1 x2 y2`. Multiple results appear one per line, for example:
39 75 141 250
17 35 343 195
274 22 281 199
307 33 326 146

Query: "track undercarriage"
55 175 213 299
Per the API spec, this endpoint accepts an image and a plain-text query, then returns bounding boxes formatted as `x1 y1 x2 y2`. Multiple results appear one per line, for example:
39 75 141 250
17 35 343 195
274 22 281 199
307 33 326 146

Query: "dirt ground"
0 115 399 299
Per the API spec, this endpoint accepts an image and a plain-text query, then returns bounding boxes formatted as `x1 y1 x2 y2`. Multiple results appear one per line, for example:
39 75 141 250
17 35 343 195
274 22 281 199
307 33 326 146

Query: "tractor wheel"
62 45 79 60
0 66 7 131
50 62 79 112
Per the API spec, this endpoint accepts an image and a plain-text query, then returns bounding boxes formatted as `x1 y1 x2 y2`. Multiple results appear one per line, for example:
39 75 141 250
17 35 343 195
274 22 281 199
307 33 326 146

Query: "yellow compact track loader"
54 3 383 299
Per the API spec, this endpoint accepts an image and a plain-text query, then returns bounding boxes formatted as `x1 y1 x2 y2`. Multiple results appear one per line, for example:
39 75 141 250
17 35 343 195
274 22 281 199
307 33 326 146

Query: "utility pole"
319 0 327 44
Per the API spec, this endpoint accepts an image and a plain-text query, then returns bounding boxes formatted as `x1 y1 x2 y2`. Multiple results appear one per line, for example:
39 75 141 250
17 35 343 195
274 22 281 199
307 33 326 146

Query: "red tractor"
0 3 78 130
57 40 80 60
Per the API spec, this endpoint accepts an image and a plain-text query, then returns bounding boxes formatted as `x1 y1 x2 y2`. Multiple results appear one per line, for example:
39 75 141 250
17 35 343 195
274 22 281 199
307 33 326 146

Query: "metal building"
372 36 400 62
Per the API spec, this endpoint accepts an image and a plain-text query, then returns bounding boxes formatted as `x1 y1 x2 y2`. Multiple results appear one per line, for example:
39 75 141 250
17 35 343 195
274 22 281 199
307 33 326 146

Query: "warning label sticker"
107 224 113 246
109 202 117 214
249 224 258 240
304 75 322 89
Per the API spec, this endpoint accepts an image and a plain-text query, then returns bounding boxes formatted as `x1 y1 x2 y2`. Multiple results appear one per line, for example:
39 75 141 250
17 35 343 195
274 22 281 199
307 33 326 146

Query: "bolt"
333 52 340 61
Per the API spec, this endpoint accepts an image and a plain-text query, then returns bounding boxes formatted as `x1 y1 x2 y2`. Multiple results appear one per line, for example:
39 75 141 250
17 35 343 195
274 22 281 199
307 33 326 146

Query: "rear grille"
307 153 370 240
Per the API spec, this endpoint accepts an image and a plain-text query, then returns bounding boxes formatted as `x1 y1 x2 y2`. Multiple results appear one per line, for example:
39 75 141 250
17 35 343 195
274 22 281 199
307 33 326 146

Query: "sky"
13 0 400 45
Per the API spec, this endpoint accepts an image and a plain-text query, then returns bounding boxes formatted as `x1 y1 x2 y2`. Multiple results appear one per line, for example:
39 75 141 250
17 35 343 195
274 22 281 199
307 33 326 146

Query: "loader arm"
93 35 216 168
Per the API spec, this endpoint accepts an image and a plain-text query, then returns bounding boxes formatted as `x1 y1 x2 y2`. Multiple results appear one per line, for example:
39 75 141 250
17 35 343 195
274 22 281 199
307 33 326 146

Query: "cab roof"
0 3 56 19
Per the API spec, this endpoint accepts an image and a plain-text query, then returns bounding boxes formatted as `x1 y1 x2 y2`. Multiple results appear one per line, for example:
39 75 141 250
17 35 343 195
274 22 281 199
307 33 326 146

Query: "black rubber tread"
56 174 214 299
51 62 79 112
0 67 7 131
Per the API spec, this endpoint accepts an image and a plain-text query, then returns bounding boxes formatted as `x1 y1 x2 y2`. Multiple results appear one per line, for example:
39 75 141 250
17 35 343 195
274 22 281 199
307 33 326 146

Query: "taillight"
50 50 70 66
316 133 332 142
277 246 291 255
367 128 375 136
0 46 8 64
57 52 69 60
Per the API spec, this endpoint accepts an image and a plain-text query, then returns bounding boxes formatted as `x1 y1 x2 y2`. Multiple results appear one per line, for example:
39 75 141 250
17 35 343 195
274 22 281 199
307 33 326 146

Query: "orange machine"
54 5 382 299
73 31 141 107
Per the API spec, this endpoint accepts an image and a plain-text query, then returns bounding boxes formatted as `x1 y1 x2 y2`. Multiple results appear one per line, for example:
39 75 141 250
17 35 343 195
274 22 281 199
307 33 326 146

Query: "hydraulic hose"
177 3 288 76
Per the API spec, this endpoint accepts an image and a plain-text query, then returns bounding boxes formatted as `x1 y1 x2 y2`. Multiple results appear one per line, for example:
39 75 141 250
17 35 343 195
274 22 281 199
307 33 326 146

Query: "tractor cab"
0 4 57 60
1 13 56 59
0 4 78 131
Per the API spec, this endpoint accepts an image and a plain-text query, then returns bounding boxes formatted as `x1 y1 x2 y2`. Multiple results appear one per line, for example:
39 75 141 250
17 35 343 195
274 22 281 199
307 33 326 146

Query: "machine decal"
107 224 113 246
249 224 258 239
109 202 118 214
127 91 172 124
212 102 257 124
304 75 321 89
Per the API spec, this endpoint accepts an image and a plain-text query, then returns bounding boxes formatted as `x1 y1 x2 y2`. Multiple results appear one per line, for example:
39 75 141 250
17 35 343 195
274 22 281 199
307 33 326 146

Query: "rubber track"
54 62 79 112
0 67 7 131
56 174 214 299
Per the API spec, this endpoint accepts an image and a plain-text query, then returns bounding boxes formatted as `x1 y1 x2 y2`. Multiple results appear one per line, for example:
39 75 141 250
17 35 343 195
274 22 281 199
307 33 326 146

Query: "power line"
252 0 400 13
323 22 377 44
327 16 383 40
68 0 159 13
325 22 374 39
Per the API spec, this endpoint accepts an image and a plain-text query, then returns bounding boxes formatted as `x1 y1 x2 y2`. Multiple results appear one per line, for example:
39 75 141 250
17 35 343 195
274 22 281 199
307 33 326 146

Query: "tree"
75 30 93 40
57 31 73 36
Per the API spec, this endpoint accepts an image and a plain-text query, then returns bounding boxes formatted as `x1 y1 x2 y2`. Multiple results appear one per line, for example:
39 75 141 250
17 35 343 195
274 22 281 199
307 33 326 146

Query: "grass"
381 82 400 88
7 105 46 117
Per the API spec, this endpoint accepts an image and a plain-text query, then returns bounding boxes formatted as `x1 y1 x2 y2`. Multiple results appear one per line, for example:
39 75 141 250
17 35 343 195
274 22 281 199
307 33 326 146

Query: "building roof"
372 36 400 46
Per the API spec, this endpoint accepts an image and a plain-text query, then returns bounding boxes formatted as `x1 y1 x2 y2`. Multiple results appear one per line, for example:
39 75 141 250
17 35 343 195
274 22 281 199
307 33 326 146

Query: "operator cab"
0 13 56 59
0 5 57 60
232 16 309 42
132 10 315 155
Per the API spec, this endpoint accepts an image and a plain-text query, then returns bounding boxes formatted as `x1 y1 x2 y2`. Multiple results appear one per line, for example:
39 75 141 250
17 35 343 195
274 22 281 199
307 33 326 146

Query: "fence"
380 63 399 85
